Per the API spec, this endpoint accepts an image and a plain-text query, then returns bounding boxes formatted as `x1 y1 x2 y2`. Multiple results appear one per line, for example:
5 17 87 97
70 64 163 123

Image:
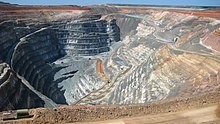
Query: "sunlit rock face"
0 10 121 109
55 15 120 56
0 4 220 111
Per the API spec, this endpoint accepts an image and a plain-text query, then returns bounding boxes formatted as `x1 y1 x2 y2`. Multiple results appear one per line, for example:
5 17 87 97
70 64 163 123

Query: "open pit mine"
0 2 220 124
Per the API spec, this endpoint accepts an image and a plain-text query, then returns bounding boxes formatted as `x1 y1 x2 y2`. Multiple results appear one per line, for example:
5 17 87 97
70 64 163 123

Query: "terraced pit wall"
55 16 120 56
0 14 121 110
0 63 44 111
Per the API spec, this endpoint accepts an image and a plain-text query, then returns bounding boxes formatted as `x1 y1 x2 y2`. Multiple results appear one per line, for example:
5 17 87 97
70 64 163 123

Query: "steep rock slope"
75 11 220 105
0 4 220 111
0 63 44 111
55 15 120 56
11 28 67 104
0 5 121 109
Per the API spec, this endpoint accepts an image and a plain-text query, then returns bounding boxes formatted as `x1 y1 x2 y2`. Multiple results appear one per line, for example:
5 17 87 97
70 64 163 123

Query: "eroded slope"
0 4 220 112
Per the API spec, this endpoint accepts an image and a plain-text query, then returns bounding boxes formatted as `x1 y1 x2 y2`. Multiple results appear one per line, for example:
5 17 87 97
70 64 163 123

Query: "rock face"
55 15 120 56
11 29 67 104
9 15 120 104
72 10 220 105
0 4 220 112
0 10 120 109
0 63 44 111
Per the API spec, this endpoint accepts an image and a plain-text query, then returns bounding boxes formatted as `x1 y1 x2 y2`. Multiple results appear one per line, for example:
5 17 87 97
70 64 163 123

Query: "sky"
1 0 220 6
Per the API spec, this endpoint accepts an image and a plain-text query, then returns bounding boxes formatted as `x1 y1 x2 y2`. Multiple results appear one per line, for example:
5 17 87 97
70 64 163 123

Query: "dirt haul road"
76 104 220 124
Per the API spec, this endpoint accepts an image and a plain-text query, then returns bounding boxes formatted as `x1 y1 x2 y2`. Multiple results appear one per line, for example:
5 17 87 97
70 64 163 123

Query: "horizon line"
1 2 220 7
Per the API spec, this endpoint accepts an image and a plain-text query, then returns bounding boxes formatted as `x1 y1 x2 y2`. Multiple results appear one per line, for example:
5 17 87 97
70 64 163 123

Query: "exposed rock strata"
75 11 220 105
0 11 120 109
55 15 120 56
0 63 44 111
0 4 220 112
